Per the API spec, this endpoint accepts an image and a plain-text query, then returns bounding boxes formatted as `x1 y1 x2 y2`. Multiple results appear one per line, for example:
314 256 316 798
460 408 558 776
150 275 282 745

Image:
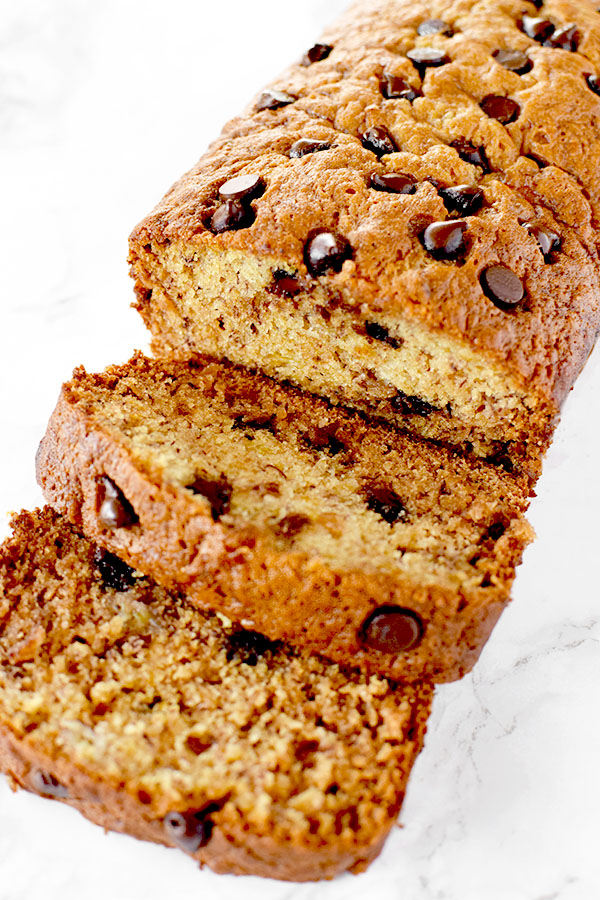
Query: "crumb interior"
0 509 429 846
139 244 536 456
73 360 529 593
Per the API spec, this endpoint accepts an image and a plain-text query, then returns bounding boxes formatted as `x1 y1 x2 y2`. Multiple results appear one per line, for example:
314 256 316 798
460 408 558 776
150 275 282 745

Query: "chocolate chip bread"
36 354 534 683
0 507 433 882
129 0 600 479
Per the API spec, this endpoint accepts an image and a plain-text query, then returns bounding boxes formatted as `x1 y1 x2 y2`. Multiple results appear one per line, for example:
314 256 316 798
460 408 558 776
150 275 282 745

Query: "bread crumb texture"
0 508 433 880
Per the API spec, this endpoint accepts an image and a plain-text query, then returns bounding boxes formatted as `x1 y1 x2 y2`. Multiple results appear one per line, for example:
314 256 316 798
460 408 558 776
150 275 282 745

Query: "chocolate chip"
585 73 600 96
276 514 311 537
422 220 469 261
295 739 320 761
218 174 265 202
360 125 398 157
303 424 346 456
93 546 136 592
524 223 561 260
269 269 302 297
369 172 417 194
30 770 69 800
439 184 485 216
380 73 423 102
210 200 255 234
232 414 275 433
301 43 333 66
305 230 353 276
364 321 403 348
450 139 491 172
480 94 520 124
520 15 555 43
225 630 280 666
164 808 218 853
363 486 408 525
407 47 451 78
186 736 212 756
97 477 137 530
545 24 579 51
362 607 423 654
256 89 296 111
486 519 508 542
492 48 533 74
391 391 437 417
417 19 453 36
480 265 525 309
289 138 331 158
188 475 232 520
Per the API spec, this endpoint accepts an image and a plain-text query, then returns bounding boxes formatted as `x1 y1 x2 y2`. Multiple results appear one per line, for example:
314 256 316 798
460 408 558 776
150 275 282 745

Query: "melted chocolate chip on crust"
256 89 296 111
218 174 265 202
417 19 454 36
524 223 561 260
225 630 281 666
585 73 600 96
481 265 525 309
545 25 579 51
30 770 69 800
407 47 451 78
380 73 423 101
210 200 255 234
450 139 491 172
439 184 485 216
362 607 424 654
422 220 469 261
305 230 353 276
164 807 220 853
369 172 417 194
97 476 137 530
480 94 520 124
269 269 303 296
519 15 555 43
360 126 398 157
391 391 437 417
188 475 233 520
289 138 331 158
364 321 404 349
93 546 136 592
301 43 333 66
363 486 408 525
492 48 533 74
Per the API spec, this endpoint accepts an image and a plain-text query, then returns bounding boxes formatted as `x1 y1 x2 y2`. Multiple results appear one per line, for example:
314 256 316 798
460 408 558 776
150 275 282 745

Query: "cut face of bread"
36 355 534 683
0 508 432 882
129 0 600 478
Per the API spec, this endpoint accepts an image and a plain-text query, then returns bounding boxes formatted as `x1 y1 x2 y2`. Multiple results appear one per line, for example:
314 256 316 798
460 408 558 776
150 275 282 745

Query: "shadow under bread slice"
36 354 534 684
0 507 432 883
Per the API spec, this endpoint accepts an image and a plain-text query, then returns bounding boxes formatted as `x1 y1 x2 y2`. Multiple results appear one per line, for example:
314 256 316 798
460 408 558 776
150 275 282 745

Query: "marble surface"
1 1 599 898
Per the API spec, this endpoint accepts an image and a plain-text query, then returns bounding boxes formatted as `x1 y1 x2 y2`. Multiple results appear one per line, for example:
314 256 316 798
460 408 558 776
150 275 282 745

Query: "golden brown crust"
129 0 600 431
36 354 534 683
0 507 432 882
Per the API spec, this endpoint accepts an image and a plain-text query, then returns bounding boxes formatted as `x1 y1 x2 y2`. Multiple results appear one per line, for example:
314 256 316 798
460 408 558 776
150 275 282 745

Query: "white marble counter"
1 1 599 898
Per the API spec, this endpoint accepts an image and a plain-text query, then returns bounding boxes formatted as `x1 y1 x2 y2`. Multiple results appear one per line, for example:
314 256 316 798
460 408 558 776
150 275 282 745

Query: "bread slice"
128 0 600 478
36 354 534 683
0 507 432 882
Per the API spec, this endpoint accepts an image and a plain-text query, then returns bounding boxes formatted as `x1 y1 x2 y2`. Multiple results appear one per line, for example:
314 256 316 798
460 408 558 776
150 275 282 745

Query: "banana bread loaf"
0 507 433 882
36 354 534 683
129 0 600 479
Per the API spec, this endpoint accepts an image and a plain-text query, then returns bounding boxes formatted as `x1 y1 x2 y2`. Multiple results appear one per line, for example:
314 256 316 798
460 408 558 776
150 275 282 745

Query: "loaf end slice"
36 354 534 683
129 0 600 477
0 507 433 881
